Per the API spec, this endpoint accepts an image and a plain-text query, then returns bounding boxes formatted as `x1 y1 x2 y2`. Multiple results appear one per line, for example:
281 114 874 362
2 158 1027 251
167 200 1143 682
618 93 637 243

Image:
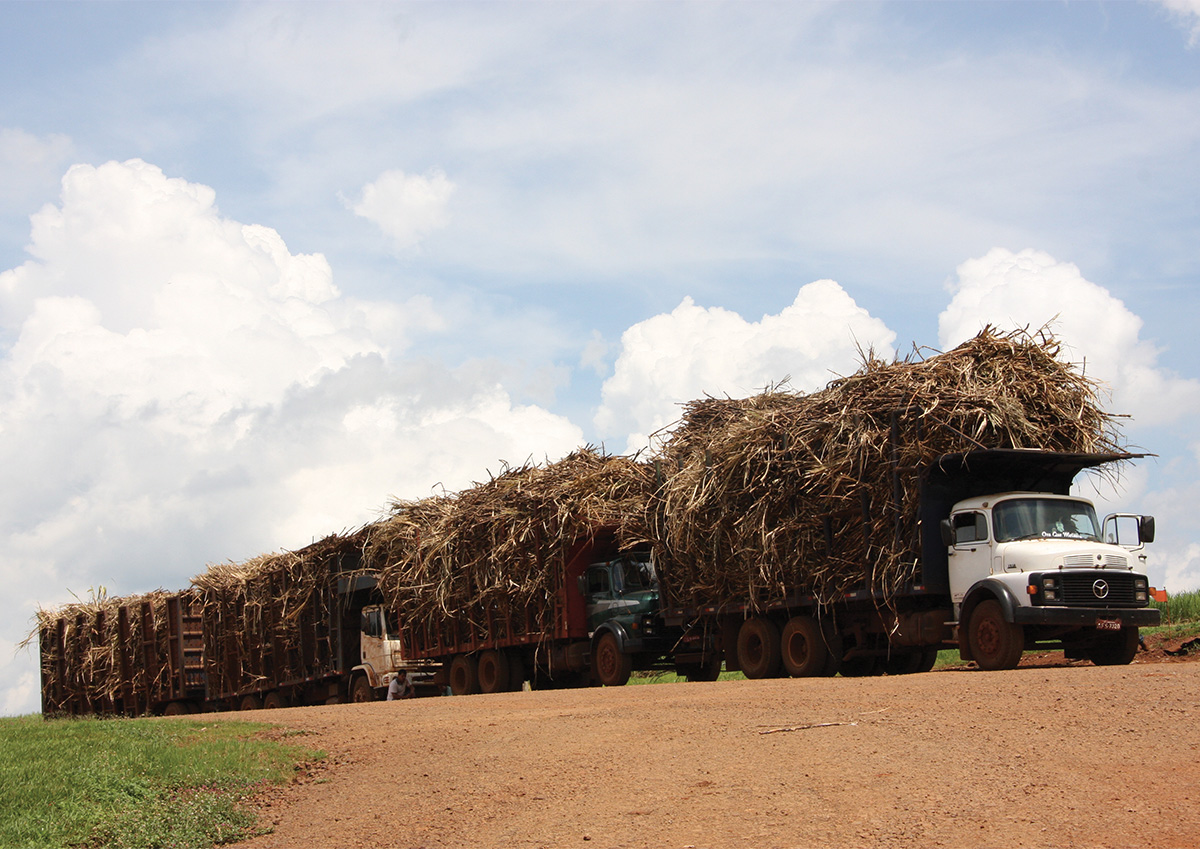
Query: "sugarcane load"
645 326 1160 677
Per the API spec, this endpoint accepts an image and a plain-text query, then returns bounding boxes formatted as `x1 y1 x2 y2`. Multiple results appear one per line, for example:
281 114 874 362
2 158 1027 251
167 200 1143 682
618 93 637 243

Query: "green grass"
0 715 321 849
629 669 746 685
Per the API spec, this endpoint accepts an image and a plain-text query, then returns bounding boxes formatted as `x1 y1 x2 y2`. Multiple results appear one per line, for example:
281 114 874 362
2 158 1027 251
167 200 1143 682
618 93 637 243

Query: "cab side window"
361 607 382 638
587 567 612 596
953 512 988 544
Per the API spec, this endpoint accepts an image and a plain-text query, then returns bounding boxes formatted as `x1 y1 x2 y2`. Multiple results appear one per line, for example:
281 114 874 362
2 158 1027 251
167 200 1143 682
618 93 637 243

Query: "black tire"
162 701 188 716
351 675 375 703
1087 627 1140 666
263 691 288 710
914 646 939 673
477 650 511 694
449 654 480 696
968 599 1025 671
594 632 632 687
781 616 829 678
239 694 263 711
737 617 782 679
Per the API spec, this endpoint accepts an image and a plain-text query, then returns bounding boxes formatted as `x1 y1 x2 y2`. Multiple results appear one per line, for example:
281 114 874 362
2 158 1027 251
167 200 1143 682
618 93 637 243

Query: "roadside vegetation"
0 715 319 849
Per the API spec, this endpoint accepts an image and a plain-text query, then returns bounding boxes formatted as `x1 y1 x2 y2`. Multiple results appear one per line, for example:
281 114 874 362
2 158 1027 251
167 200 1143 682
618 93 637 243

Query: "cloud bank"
596 280 896 452
1 160 584 713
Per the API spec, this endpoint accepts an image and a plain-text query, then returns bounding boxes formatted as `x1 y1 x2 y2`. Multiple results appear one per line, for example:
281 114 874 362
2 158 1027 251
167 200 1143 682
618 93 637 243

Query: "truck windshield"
618 558 656 592
993 498 1101 542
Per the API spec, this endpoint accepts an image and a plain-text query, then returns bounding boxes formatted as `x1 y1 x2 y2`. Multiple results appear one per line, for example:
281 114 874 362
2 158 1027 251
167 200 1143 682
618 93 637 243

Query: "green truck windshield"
993 498 1102 543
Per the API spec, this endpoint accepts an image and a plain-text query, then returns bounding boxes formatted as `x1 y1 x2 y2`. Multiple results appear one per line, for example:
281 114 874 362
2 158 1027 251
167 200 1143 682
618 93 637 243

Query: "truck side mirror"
939 519 954 548
1139 515 1156 544
577 575 588 595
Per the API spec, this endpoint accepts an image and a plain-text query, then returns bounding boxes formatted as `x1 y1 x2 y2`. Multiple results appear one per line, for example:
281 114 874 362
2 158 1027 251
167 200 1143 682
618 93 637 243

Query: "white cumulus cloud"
939 247 1200 429
596 280 896 452
352 168 455 251
0 160 582 716
1156 0 1200 46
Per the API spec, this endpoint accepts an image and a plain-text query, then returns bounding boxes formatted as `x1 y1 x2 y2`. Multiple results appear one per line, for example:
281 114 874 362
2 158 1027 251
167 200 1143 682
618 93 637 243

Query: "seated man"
387 670 416 700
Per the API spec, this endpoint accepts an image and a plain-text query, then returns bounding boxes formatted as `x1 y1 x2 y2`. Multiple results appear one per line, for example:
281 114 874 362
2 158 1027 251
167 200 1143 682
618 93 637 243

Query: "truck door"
359 605 403 684
947 510 993 602
584 563 619 632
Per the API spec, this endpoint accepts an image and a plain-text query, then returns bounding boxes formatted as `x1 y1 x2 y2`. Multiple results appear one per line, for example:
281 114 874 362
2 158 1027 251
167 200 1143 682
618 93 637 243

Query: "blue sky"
2 1 1199 715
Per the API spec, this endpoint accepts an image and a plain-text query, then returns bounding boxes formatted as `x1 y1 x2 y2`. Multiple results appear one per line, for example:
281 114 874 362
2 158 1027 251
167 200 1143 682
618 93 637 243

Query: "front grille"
1063 554 1128 568
1058 571 1142 608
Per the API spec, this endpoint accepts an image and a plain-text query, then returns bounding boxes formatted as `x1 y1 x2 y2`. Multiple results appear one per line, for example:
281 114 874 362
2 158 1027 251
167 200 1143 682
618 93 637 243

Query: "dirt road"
238 657 1200 849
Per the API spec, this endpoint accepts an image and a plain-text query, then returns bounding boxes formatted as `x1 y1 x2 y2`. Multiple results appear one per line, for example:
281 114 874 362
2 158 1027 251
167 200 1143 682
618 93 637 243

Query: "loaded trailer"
38 536 434 717
652 446 1162 679
395 529 675 694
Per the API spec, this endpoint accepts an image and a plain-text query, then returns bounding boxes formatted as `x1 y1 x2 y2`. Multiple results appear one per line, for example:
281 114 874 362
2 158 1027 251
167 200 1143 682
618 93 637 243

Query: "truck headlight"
1040 576 1059 602
1134 578 1148 603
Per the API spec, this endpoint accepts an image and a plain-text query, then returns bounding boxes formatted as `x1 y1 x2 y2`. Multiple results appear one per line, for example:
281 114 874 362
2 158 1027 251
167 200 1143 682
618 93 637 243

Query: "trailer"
396 529 674 694
39 535 434 717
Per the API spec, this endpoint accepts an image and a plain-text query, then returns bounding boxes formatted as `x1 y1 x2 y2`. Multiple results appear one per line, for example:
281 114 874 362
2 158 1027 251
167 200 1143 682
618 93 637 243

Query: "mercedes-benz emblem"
1092 579 1110 599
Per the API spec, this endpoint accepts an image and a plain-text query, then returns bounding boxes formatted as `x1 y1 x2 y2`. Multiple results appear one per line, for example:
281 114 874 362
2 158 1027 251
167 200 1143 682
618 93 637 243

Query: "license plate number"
1096 617 1122 631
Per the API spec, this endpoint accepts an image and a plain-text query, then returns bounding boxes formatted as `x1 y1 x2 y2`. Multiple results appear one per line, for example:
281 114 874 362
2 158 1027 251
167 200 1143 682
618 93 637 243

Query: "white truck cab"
942 491 1158 670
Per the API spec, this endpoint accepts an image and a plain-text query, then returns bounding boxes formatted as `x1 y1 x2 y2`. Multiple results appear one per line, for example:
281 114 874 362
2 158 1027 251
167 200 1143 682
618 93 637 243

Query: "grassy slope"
0 715 319 849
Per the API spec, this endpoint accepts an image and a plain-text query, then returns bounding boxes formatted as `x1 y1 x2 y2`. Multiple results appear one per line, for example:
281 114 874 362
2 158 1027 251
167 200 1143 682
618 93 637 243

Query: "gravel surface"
234 652 1200 849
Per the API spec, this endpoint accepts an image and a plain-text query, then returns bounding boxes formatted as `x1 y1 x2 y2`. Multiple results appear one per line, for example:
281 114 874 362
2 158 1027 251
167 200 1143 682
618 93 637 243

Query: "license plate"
1096 617 1122 631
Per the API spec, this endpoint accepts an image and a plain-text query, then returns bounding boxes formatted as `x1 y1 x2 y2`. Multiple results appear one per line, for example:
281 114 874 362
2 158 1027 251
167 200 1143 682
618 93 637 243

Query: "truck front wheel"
594 632 632 687
737 617 782 679
1087 627 1139 666
968 600 1024 671
351 675 375 703
781 615 828 678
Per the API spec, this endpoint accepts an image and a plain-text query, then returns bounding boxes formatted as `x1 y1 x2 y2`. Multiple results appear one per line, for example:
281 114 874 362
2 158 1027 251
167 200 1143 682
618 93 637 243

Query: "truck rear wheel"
594 632 632 687
263 691 289 710
968 600 1024 671
239 694 262 711
781 615 828 678
449 654 480 696
1086 627 1139 666
477 650 511 694
737 617 782 679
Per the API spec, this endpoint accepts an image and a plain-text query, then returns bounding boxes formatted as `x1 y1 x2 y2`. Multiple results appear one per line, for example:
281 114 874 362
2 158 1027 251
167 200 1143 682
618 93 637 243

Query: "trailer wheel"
737 617 782 679
593 632 632 687
883 648 934 675
351 675 375 703
162 701 188 716
1086 627 1139 666
781 616 828 678
967 599 1024 671
477 650 511 694
263 691 289 710
239 694 262 711
449 654 480 696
